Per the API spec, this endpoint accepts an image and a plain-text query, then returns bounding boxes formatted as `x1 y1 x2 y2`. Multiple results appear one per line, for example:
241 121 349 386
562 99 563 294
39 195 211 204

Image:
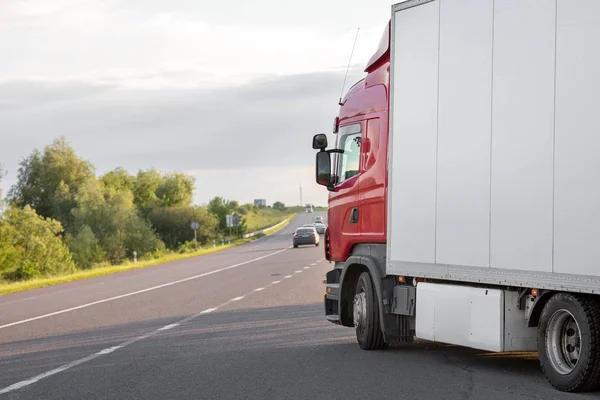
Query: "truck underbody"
324 243 600 393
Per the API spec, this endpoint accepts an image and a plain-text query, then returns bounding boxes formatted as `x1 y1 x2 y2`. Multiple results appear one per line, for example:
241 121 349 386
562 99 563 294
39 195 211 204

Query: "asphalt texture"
0 212 598 400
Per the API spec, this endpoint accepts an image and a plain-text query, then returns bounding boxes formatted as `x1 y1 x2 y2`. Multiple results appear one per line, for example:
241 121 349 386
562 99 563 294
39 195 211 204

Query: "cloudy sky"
0 0 395 207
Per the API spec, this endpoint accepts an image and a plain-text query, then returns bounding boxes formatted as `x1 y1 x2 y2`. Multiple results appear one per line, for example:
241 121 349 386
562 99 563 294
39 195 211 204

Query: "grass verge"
245 209 296 232
0 217 294 296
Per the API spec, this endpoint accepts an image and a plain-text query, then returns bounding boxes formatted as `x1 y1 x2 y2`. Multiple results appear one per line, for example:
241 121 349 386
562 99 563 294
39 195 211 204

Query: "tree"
66 225 105 269
132 168 162 215
155 172 195 207
148 205 218 248
71 179 164 264
8 137 95 230
0 205 75 280
132 169 195 214
101 167 135 195
0 165 6 211
272 201 286 211
207 196 231 231
0 164 5 198
122 212 166 259
207 196 248 236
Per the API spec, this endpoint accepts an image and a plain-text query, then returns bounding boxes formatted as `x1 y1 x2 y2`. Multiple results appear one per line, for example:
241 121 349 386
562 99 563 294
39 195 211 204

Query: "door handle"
349 207 359 224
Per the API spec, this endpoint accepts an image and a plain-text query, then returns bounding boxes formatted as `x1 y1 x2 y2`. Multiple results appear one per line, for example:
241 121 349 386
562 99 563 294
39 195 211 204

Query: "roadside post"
190 221 200 250
233 214 240 237
226 214 233 244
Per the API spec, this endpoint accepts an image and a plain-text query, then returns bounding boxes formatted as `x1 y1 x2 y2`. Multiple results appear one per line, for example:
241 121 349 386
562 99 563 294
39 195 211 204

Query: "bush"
0 205 75 281
177 240 201 254
2 261 40 281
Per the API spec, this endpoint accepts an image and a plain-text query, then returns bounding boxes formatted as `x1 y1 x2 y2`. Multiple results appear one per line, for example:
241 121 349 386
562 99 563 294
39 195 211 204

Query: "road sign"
226 214 233 228
232 214 240 227
190 221 200 250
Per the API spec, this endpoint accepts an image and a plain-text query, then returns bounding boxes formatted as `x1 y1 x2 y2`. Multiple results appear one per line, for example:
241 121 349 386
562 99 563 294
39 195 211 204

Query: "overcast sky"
0 0 395 207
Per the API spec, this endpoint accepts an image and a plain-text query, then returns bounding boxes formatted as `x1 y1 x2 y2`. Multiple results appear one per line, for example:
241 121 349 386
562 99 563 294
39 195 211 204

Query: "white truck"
316 0 600 393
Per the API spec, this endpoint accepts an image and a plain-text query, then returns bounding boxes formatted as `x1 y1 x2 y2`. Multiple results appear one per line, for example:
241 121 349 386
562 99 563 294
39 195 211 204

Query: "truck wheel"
353 272 386 350
537 292 600 392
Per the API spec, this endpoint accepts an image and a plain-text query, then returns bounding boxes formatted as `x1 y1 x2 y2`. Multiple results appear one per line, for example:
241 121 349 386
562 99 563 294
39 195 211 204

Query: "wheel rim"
353 290 367 337
546 309 582 375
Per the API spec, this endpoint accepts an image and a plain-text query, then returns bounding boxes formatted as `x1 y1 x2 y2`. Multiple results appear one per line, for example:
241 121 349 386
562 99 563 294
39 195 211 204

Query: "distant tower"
299 183 303 207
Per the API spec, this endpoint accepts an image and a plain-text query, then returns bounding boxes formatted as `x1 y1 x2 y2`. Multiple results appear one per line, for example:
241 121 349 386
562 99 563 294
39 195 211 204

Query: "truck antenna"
338 27 360 106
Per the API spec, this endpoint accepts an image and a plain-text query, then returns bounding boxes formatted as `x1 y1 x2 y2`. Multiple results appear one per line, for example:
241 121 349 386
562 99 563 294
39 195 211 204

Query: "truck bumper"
324 267 342 325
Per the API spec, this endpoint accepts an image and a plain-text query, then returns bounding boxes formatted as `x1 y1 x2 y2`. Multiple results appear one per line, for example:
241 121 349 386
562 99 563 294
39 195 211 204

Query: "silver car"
313 223 326 234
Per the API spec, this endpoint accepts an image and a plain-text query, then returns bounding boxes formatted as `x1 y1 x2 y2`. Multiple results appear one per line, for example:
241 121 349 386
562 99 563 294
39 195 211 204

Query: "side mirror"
316 151 331 187
312 134 328 150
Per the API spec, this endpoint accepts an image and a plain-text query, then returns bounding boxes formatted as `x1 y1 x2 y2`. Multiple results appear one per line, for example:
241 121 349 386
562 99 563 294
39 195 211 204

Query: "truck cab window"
336 125 362 183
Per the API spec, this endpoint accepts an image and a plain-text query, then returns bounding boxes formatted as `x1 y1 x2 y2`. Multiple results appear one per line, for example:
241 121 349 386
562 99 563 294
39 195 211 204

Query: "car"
314 216 323 223
293 226 319 248
313 222 326 234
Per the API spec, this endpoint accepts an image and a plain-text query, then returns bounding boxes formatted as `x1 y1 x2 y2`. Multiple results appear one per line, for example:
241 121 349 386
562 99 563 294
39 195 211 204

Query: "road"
0 212 597 400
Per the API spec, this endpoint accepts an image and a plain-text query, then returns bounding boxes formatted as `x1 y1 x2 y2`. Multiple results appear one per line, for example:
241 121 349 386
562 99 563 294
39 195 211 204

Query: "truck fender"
339 255 387 334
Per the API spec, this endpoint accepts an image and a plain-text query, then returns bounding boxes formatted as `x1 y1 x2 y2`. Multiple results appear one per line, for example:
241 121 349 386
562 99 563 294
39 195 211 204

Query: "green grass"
245 208 296 232
0 217 293 296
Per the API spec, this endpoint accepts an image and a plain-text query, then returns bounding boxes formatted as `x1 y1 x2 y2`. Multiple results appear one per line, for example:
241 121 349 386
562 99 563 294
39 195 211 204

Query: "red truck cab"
313 22 405 348
324 22 390 261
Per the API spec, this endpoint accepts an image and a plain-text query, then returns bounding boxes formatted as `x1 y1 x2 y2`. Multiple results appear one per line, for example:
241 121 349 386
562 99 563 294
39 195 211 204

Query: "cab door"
358 117 386 242
327 122 363 260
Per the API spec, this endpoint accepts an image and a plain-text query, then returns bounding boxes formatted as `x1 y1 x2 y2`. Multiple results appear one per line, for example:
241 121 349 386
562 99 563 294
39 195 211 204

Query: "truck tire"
537 292 600 392
353 272 386 350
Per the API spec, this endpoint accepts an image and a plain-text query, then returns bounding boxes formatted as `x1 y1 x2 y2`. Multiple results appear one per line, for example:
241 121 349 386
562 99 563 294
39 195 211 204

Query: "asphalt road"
0 211 598 400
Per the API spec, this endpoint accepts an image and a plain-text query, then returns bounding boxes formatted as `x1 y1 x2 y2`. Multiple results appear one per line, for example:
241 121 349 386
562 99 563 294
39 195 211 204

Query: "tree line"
0 138 285 282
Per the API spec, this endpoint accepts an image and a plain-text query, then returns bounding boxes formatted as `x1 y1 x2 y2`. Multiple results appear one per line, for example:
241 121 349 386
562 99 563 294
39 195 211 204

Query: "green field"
245 208 296 232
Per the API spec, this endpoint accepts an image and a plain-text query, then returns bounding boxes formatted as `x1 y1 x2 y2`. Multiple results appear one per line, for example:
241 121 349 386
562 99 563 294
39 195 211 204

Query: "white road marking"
284 275 293 279
271 281 280 284
230 296 244 302
254 288 264 292
0 247 289 330
157 324 179 331
295 270 302 274
96 346 123 355
0 330 152 396
303 267 310 270
311 263 317 266
0 275 286 395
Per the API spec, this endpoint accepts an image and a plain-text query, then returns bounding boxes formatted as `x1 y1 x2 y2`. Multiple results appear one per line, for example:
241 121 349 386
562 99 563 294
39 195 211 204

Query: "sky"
0 0 396 207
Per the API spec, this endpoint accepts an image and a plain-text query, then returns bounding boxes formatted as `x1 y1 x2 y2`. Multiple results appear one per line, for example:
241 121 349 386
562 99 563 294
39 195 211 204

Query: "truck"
312 0 600 393
305 203 314 213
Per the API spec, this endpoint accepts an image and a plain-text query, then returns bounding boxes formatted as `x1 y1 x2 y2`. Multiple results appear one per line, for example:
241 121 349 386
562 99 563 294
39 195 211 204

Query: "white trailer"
388 0 600 392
